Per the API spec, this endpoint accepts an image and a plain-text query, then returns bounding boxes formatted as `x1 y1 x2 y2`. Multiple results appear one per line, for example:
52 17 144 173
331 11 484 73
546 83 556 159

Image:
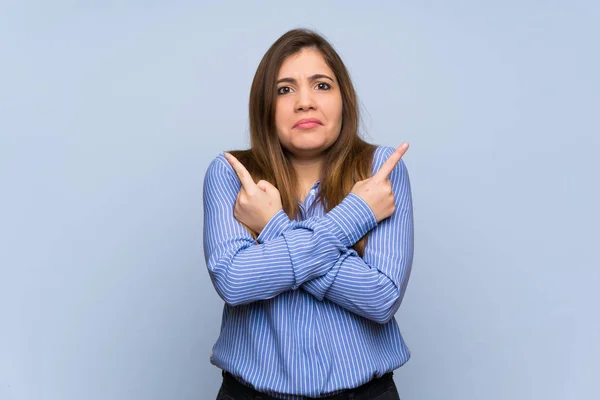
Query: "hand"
350 143 409 223
223 152 283 234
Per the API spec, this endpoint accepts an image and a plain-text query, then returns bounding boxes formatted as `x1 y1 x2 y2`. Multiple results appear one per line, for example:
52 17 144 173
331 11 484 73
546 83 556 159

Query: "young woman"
203 28 414 400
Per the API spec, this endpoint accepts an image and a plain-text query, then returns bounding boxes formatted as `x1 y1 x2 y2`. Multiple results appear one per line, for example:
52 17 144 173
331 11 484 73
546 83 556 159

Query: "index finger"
372 143 409 181
223 152 257 191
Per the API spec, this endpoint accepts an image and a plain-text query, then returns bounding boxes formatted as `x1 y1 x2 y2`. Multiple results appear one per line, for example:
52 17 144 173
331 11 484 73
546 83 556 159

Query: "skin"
224 143 409 234
223 47 410 233
274 48 343 198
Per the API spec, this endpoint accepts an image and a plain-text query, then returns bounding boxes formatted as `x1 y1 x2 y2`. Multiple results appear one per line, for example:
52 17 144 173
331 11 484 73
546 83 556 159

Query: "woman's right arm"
203 155 376 306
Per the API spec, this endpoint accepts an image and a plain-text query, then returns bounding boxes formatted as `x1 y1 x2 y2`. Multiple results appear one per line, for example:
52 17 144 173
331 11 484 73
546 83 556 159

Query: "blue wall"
1 1 598 399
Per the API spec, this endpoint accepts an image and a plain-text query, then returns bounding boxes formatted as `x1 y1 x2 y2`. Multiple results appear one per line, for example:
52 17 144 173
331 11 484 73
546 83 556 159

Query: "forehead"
277 48 335 78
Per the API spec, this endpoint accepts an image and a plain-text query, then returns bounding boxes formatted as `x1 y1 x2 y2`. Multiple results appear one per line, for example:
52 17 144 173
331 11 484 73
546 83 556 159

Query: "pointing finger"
224 152 257 192
372 143 409 181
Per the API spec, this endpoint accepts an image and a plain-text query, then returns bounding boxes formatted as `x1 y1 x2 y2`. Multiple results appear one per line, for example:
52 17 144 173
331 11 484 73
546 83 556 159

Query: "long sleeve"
202 155 377 306
301 152 414 324
250 147 415 324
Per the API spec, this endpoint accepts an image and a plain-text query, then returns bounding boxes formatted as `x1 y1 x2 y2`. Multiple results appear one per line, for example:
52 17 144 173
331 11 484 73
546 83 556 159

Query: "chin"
291 141 327 152
289 141 336 157
280 130 339 157
292 135 333 148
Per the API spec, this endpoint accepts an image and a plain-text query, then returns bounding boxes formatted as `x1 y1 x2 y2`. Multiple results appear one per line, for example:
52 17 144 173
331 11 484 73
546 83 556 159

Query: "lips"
292 118 323 129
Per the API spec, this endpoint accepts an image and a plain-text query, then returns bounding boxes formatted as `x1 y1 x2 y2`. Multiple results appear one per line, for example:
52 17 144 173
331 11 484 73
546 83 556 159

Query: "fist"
224 153 283 234
351 143 409 223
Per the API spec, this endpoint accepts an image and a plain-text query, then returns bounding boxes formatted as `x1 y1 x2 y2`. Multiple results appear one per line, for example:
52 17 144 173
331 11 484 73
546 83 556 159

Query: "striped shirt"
202 145 414 399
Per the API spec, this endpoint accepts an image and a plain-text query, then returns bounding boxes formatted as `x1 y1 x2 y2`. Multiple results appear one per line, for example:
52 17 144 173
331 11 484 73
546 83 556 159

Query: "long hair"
229 28 376 256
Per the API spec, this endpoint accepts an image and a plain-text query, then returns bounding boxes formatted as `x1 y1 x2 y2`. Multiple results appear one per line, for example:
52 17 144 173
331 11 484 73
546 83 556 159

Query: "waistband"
221 370 394 399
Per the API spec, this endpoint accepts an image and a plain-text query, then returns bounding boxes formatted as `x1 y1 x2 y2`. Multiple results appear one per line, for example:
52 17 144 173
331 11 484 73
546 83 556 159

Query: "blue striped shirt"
202 145 414 398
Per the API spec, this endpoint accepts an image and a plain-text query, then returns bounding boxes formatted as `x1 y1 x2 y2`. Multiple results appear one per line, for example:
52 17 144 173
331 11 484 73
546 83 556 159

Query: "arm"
202 155 376 306
301 153 414 324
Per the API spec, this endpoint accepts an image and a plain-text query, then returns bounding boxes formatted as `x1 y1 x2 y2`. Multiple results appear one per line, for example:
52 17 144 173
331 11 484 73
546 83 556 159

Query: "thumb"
257 180 276 192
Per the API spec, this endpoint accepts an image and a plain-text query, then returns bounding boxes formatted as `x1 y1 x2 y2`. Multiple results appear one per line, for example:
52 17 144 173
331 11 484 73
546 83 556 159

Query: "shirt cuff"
257 209 293 243
322 193 377 247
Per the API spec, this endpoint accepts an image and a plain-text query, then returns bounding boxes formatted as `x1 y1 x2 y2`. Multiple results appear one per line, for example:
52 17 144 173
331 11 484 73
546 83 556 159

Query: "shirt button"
309 189 316 196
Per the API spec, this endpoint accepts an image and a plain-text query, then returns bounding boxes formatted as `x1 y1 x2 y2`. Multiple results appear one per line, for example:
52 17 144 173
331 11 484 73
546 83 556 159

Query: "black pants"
216 370 400 400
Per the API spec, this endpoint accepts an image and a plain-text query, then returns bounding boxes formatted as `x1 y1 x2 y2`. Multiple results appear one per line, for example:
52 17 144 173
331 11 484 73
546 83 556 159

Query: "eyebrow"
276 74 334 85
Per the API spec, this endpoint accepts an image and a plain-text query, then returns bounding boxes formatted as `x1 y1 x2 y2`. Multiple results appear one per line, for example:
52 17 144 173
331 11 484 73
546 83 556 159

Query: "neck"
290 156 323 200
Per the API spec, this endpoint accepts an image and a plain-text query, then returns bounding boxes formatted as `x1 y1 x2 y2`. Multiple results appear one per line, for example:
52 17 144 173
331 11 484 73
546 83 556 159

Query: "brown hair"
229 28 376 256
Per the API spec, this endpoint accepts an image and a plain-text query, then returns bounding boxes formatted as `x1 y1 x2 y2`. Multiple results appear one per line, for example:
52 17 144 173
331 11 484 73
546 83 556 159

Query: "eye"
277 86 293 95
316 82 331 90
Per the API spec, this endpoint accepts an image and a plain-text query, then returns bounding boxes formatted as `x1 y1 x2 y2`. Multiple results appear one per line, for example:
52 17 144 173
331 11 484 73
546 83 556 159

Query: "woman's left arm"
300 155 413 324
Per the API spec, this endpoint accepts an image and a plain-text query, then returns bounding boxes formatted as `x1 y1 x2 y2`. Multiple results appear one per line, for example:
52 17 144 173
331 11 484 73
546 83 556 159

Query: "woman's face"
274 48 343 161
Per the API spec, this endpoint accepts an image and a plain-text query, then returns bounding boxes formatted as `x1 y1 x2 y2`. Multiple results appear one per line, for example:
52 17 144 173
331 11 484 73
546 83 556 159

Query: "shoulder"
203 153 238 188
205 153 232 176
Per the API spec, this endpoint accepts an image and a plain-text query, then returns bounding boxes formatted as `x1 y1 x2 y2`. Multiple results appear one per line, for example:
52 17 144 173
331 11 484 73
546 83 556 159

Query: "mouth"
292 118 323 130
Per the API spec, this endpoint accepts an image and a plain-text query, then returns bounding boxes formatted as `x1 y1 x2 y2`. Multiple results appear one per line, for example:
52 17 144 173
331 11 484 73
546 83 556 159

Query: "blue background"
1 1 598 399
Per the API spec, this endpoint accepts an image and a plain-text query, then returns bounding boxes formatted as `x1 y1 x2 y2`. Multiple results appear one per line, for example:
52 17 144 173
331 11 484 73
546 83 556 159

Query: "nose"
294 86 316 112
